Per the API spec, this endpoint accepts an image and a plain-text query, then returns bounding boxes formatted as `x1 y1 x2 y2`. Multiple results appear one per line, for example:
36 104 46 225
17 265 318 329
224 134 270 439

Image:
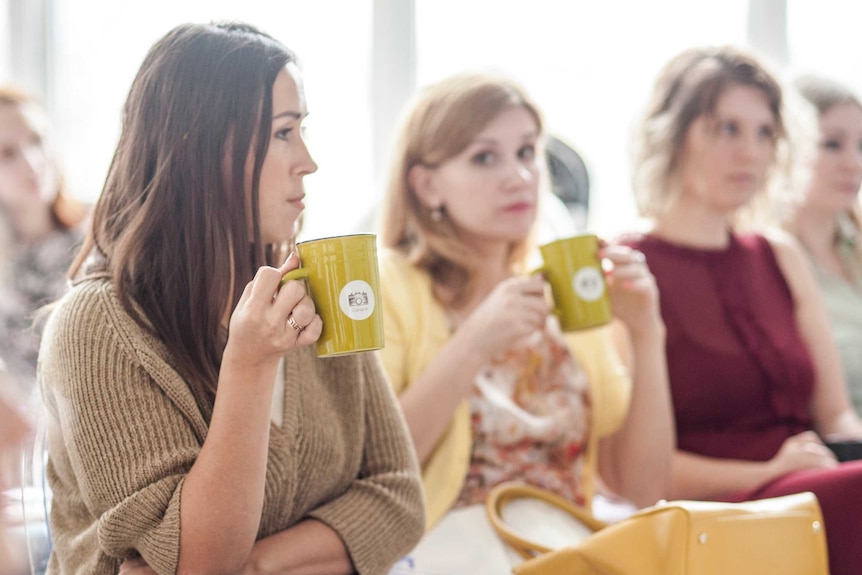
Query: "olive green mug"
536 234 612 331
280 233 384 357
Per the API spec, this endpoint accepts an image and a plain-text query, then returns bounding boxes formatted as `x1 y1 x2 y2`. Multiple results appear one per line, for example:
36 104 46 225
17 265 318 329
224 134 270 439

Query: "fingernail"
284 252 297 266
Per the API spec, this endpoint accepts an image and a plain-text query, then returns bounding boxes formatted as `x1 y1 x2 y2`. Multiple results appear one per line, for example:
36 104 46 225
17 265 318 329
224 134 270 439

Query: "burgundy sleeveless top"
621 233 814 461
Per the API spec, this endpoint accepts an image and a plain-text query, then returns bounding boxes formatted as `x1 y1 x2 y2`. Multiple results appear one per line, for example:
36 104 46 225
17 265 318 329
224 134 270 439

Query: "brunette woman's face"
417 105 540 247
804 102 862 213
678 85 777 214
248 62 318 244
0 103 58 214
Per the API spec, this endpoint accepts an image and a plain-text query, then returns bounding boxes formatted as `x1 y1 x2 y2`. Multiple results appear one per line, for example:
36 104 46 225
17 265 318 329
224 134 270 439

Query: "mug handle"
280 267 310 287
529 266 561 319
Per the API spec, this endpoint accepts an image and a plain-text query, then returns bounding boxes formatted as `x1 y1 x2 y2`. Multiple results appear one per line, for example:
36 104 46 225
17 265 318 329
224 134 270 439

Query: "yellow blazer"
378 250 632 529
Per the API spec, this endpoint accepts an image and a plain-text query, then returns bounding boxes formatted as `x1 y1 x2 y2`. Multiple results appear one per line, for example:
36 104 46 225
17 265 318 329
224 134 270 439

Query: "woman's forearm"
671 450 775 500
243 519 353 575
601 324 674 507
177 358 277 575
816 407 862 438
397 326 489 463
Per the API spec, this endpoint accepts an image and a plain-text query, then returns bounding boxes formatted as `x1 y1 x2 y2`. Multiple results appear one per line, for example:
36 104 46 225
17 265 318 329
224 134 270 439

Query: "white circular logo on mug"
339 280 376 320
572 267 605 302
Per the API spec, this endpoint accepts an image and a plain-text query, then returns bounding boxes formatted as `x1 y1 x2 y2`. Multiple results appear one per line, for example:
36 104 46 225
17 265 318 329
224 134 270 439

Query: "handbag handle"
485 481 607 559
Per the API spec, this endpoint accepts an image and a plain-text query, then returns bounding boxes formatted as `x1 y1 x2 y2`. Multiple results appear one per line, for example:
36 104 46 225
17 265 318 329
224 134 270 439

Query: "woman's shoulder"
379 248 421 277
41 276 205 424
43 276 162 372
758 228 807 259
727 229 809 275
48 275 120 329
758 228 819 299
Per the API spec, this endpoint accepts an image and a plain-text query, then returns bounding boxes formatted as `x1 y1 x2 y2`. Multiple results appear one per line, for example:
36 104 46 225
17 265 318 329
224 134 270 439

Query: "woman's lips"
503 201 534 212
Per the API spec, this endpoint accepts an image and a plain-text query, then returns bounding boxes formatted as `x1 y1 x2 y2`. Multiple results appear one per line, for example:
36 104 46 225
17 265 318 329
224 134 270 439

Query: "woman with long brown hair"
38 22 423 575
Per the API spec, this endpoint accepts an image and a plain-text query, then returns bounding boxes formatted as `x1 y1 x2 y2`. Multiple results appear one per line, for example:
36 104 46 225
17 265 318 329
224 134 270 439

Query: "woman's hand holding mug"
225 252 322 375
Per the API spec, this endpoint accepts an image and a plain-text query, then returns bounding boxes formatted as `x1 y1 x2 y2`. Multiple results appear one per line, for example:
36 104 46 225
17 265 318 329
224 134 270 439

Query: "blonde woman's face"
805 102 862 213
423 106 540 247
678 85 777 215
0 103 57 214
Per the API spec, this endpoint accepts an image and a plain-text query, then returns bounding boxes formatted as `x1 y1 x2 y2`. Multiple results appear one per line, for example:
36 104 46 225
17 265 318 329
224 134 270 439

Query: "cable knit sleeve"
40 281 207 575
308 351 425 575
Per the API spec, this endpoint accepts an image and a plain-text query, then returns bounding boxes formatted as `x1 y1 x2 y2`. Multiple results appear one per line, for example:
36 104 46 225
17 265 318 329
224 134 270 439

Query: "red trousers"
727 460 862 575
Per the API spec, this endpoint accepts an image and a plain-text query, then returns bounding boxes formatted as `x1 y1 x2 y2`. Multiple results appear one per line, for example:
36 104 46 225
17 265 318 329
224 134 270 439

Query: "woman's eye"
518 144 536 161
821 139 842 151
275 128 292 141
718 121 738 136
758 125 775 141
472 151 494 166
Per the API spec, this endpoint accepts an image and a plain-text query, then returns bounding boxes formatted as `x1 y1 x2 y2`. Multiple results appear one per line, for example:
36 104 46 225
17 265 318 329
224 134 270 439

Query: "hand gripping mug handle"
280 267 310 288
529 265 560 319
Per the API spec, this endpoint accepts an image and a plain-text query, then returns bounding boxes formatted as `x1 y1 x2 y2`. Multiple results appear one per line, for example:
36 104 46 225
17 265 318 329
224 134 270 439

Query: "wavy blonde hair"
0 87 87 232
632 46 794 230
791 74 862 276
379 73 544 308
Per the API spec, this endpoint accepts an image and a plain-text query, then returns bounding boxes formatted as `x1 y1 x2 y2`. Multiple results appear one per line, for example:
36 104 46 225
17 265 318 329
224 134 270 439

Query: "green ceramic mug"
536 234 612 331
280 233 384 357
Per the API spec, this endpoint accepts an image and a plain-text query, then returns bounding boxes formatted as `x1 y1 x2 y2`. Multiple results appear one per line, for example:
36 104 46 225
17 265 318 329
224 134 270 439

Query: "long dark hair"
70 22 295 408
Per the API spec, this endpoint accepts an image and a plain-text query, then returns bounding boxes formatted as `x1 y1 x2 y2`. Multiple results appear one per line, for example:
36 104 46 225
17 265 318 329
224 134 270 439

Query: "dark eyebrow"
273 111 303 121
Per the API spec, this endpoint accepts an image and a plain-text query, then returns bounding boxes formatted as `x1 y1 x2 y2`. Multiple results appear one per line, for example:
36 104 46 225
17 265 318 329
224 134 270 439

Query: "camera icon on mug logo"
572 267 605 302
340 280 375 320
348 292 369 307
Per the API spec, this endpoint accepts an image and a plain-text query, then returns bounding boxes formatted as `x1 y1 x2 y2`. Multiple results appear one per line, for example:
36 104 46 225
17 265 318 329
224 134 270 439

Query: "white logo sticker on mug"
572 267 605 302
339 280 375 320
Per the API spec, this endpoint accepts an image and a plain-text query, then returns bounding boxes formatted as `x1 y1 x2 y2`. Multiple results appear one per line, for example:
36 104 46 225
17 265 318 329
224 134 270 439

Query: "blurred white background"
1 0 860 241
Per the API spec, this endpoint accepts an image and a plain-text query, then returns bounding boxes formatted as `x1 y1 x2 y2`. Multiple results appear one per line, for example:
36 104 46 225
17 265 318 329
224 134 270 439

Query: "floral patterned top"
0 226 82 395
454 319 592 507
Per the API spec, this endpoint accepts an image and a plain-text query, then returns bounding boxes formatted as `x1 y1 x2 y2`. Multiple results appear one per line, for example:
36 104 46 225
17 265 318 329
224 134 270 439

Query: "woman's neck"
790 204 847 277
651 196 732 249
791 204 840 253
444 241 512 320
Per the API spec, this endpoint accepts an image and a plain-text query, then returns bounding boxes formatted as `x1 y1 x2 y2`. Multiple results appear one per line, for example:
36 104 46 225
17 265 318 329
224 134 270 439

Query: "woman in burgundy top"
622 46 862 575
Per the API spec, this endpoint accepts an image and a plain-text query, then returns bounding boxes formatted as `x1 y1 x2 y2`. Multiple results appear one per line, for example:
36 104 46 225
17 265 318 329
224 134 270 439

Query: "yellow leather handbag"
486 482 829 575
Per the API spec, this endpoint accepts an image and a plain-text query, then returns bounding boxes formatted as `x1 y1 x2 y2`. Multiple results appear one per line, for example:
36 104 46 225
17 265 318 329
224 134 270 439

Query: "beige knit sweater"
38 277 425 575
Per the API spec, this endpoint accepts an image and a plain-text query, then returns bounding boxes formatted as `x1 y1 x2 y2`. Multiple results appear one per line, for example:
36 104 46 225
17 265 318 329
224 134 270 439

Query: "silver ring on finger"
287 314 304 333
632 250 646 263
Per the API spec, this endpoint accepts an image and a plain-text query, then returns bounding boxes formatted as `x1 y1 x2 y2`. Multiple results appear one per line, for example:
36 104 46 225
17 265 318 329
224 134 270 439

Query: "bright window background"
7 1 862 242
415 0 750 237
786 1 862 97
50 0 372 241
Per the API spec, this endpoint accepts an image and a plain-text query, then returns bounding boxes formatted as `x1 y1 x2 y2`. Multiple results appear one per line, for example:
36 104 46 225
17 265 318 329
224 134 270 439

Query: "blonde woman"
0 87 87 395
782 75 862 414
377 73 674 533
622 46 862 575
